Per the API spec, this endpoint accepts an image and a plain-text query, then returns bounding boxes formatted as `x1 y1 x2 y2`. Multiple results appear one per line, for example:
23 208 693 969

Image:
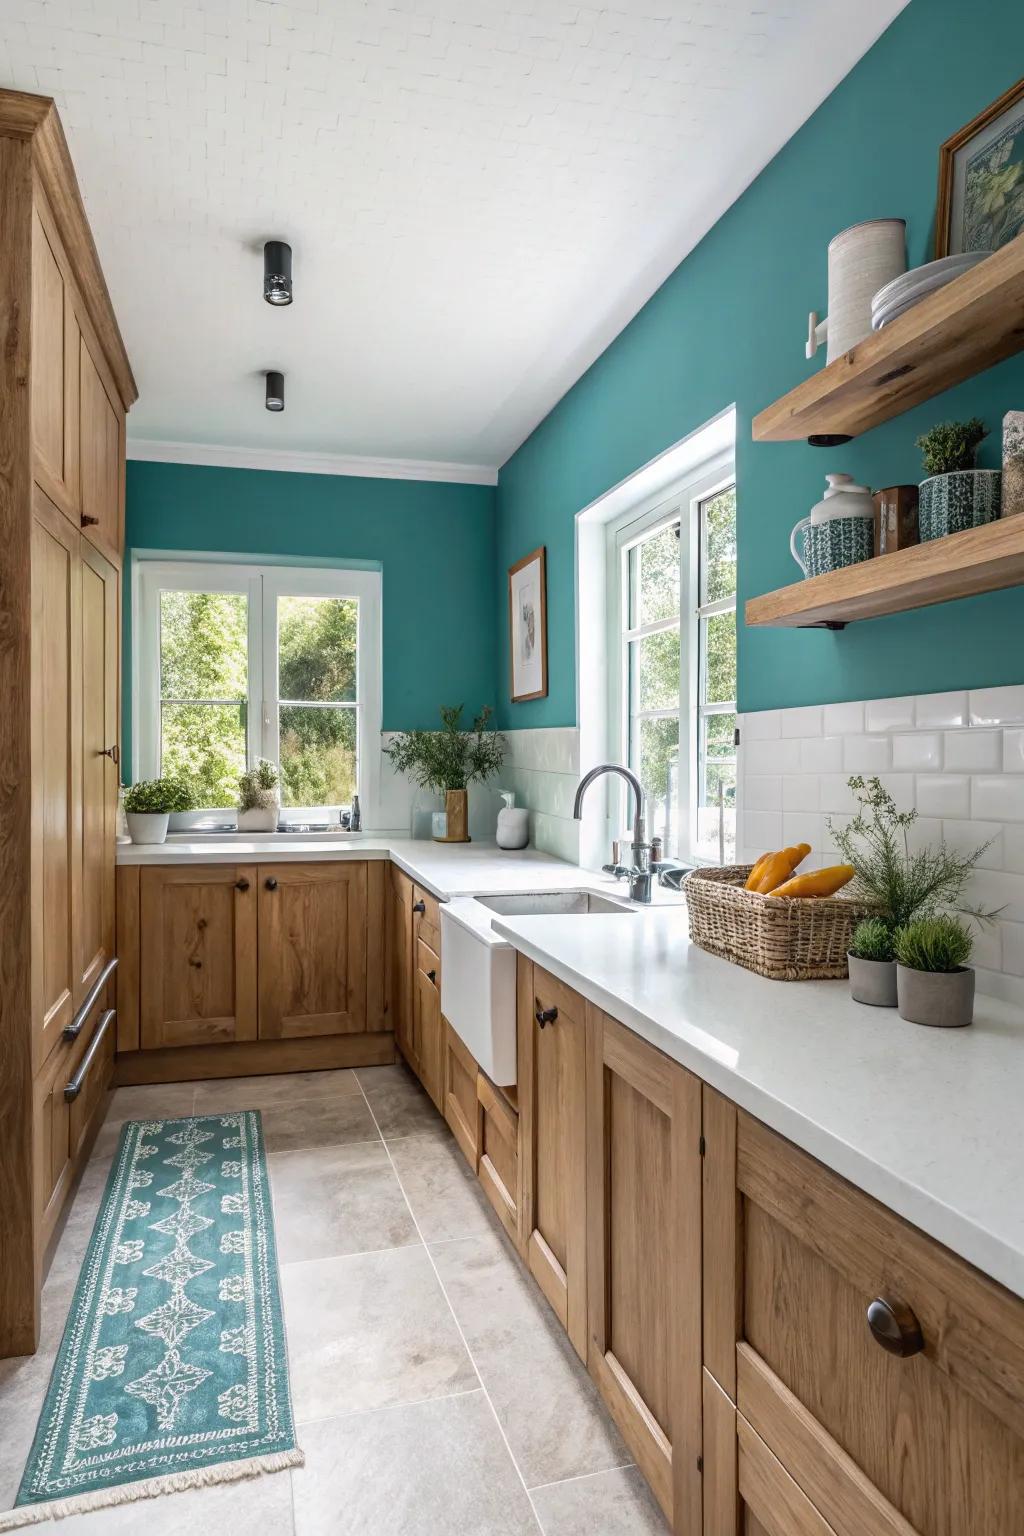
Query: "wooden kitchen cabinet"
412 935 444 1112
444 1022 480 1168
702 1088 1024 1536
31 200 78 515
77 320 123 565
139 865 258 1050
586 1008 703 1531
477 1072 521 1246
389 865 414 1061
518 959 588 1359
76 540 118 1004
258 861 368 1038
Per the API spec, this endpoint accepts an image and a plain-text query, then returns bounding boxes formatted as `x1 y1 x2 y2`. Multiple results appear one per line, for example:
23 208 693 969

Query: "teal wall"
495 0 1024 727
123 460 496 775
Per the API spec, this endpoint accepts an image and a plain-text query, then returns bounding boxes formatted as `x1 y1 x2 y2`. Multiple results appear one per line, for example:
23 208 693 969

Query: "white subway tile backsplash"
944 729 1001 772
941 819 1003 870
782 774 819 812
915 774 970 820
781 705 823 738
904 817 944 855
823 700 864 735
1001 923 1024 977
744 776 782 812
967 869 1024 925
743 810 783 852
865 696 915 733
742 709 782 741
892 732 941 771
782 811 822 851
745 737 801 776
800 736 843 774
876 774 917 811
1003 728 1024 773
974 776 1024 822
1003 826 1024 874
818 774 859 814
915 691 968 729
970 685 1024 727
843 735 891 773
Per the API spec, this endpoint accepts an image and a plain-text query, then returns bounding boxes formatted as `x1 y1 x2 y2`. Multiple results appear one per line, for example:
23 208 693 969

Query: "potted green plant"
123 779 178 844
847 917 897 1007
237 759 280 832
384 705 505 843
916 417 1001 538
894 916 975 1028
164 777 199 832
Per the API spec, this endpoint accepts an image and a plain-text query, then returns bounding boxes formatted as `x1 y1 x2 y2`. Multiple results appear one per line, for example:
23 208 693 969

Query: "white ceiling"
1 0 907 473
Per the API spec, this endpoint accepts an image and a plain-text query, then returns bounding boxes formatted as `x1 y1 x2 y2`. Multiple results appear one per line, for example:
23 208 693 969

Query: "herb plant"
916 417 987 476
384 705 505 793
849 917 895 963
894 916 973 973
124 779 179 815
238 759 280 812
163 778 198 814
827 776 993 929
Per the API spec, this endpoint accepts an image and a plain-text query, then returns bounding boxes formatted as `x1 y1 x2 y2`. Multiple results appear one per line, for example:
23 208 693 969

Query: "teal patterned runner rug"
4 1112 301 1529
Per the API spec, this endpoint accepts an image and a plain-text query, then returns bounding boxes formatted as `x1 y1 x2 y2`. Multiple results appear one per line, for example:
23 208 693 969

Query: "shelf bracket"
798 621 847 631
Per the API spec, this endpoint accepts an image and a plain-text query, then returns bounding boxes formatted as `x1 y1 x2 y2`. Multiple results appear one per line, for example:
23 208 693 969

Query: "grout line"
354 1076 547 1536
294 1385 486 1432
526 1460 637 1495
278 1237 424 1275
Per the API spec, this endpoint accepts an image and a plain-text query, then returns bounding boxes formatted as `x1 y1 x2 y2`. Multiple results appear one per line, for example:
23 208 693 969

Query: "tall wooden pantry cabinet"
0 90 136 1357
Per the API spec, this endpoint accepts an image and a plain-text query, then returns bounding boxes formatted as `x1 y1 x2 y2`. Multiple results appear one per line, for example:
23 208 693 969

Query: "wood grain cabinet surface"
444 1021 480 1168
412 932 444 1112
388 864 414 1061
257 861 368 1039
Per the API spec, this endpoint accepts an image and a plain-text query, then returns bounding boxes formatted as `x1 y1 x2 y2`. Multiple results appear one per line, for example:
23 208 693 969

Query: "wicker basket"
685 865 875 981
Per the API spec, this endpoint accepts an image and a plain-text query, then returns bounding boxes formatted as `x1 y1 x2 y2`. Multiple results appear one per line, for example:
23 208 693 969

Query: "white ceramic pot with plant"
384 705 506 844
124 779 175 844
847 917 897 1006
916 418 1001 539
894 916 975 1028
237 759 281 832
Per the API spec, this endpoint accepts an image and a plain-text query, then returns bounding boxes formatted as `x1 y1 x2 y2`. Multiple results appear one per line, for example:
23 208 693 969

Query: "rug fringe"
0 1447 304 1530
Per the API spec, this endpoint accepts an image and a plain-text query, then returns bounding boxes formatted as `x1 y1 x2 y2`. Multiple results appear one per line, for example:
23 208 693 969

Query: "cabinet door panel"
444 1023 480 1169
258 862 367 1039
30 489 79 1069
477 1072 520 1248
76 542 117 1001
140 865 257 1048
78 325 121 563
389 864 414 1062
31 207 69 498
586 1008 702 1531
412 944 444 1111
518 960 587 1358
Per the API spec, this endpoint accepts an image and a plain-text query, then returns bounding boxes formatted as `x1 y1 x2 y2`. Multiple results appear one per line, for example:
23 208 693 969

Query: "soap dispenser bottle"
496 790 529 850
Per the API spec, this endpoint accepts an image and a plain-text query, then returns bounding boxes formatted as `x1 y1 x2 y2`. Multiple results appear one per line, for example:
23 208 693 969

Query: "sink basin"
474 889 634 917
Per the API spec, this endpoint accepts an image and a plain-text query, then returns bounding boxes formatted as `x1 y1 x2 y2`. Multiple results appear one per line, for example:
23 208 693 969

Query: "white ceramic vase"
237 805 279 832
807 219 906 364
126 811 169 845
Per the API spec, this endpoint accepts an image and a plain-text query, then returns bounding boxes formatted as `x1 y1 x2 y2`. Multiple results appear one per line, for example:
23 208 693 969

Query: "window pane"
629 522 679 628
160 590 247 700
634 626 680 713
636 715 679 852
278 595 357 703
160 701 246 808
696 711 736 863
701 610 736 706
701 486 737 603
280 705 356 807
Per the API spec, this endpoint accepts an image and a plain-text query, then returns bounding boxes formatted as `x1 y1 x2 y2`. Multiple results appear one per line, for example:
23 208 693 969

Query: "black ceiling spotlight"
265 371 285 412
263 241 293 306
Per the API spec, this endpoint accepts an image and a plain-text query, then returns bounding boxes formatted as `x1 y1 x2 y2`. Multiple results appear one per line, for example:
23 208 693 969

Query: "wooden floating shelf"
745 517 1024 628
753 234 1024 442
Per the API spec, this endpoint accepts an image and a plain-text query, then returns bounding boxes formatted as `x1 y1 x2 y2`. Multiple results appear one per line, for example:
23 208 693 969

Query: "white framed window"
133 557 382 823
607 459 736 863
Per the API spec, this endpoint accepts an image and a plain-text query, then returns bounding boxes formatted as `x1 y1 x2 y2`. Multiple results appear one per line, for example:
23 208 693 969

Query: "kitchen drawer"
413 885 441 954
416 937 441 989
703 1091 1024 1536
444 1024 480 1169
477 1071 520 1249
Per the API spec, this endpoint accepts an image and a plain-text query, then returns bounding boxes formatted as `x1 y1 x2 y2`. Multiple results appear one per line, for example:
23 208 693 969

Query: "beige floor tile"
26 1466 295 1533
193 1068 363 1114
356 1063 448 1141
531 1467 667 1534
269 1142 418 1263
0 1280 75 1510
88 1115 126 1168
260 1094 380 1154
292 1393 540 1536
105 1082 197 1125
281 1246 477 1423
431 1233 628 1488
389 1132 497 1243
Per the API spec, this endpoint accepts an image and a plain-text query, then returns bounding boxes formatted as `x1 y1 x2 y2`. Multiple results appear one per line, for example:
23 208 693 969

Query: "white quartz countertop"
492 908 1024 1300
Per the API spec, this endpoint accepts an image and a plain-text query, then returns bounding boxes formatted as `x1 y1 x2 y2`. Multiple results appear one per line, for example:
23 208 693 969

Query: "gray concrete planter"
848 954 897 1007
896 964 975 1028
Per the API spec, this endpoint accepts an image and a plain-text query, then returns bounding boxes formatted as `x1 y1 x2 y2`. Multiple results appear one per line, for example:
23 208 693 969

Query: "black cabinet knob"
413 900 426 914
265 877 278 891
235 878 250 891
866 1295 924 1358
427 969 437 984
535 1005 558 1028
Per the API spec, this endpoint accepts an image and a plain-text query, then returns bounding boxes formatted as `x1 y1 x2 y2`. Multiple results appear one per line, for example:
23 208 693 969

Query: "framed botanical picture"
936 74 1024 257
508 546 547 702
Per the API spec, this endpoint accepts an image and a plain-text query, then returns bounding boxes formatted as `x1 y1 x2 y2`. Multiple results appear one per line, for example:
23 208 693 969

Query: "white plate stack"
870 251 992 330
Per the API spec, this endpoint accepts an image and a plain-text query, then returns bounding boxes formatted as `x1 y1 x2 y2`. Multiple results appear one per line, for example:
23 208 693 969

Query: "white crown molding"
126 438 499 487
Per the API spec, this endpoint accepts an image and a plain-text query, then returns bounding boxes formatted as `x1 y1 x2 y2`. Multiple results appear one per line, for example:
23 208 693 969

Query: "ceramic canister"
791 474 875 578
807 219 906 364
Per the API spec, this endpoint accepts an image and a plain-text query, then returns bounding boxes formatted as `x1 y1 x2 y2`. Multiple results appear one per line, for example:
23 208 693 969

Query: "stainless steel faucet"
573 763 653 904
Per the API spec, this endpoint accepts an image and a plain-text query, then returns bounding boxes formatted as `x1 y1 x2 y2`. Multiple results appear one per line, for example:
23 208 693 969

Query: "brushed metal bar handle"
65 1009 115 1102
63 956 118 1042
866 1295 925 1357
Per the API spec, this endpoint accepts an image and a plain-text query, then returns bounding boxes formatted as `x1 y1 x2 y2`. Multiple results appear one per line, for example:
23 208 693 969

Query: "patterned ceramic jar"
804 516 874 575
918 470 1002 540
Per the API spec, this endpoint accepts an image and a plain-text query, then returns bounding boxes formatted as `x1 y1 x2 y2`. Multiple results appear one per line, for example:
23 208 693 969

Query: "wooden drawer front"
478 1072 520 1247
67 1003 115 1164
34 1042 74 1249
413 885 441 953
416 937 441 990
737 1413 838 1536
412 940 444 1111
444 1024 480 1169
703 1091 1024 1536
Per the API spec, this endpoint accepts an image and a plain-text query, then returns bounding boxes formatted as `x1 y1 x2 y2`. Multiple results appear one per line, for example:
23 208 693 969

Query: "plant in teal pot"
916 418 1001 539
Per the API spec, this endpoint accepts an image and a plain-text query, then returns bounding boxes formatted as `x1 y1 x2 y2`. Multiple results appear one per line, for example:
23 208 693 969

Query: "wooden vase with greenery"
384 706 505 844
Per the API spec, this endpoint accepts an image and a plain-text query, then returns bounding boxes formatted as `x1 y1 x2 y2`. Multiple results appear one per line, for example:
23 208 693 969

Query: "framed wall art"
508 546 548 702
936 74 1024 257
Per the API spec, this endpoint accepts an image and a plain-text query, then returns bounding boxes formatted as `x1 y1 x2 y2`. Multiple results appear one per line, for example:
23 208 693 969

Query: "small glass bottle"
350 794 361 832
